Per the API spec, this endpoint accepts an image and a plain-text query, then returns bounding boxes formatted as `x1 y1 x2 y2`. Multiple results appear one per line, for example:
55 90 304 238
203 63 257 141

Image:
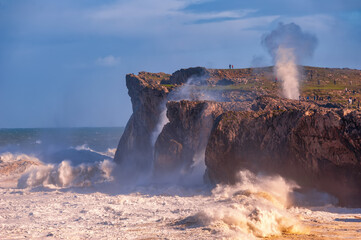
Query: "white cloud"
10 0 273 40
96 55 121 67
85 0 259 35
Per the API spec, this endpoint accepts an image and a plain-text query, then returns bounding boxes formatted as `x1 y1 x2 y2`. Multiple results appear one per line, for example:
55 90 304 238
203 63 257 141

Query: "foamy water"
0 149 116 189
0 128 360 239
1 154 361 239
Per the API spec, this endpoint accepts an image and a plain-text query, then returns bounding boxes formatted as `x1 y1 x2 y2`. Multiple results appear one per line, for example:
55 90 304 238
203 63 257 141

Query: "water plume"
152 73 216 186
262 22 318 99
178 170 308 239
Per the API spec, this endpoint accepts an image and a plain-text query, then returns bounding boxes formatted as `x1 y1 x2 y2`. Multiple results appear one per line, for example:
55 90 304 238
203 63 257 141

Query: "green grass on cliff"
140 66 361 107
303 84 346 91
161 84 175 88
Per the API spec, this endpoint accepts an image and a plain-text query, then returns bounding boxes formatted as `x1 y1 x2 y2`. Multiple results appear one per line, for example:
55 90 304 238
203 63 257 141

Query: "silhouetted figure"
232 65 234 69
229 64 231 69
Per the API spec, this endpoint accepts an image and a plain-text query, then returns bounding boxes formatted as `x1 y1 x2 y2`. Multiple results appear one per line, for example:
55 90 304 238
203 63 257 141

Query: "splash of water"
275 46 300 99
17 159 115 188
181 170 308 238
262 22 317 100
74 144 117 158
151 107 169 147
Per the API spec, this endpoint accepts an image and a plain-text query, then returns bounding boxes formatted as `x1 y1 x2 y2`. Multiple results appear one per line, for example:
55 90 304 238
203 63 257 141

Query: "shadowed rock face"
114 72 170 171
114 68 210 172
115 66 361 206
205 98 361 206
153 100 248 178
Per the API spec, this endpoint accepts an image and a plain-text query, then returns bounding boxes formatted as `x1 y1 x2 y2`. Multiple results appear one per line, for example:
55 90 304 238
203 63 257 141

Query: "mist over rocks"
115 66 361 206
153 100 248 180
114 71 171 173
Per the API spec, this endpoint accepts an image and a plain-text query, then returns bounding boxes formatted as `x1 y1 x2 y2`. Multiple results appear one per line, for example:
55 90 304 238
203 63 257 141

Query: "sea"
0 127 123 164
0 127 360 239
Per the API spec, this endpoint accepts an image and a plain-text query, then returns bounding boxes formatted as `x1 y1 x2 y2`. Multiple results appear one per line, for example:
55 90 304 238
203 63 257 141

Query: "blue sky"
0 0 360 128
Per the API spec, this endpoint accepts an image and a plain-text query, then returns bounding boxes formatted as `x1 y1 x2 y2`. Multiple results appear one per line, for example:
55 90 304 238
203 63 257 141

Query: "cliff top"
127 66 361 107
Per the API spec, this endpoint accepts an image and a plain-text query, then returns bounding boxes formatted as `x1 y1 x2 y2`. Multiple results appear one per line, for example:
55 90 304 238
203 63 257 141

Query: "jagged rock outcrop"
114 72 170 170
114 68 210 170
205 98 361 206
115 66 361 206
153 100 248 178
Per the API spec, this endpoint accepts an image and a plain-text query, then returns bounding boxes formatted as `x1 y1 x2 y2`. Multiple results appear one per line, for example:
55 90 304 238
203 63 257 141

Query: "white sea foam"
181 171 307 239
0 152 41 164
0 149 116 189
74 144 117 158
1 155 360 239
1 185 360 239
17 159 115 188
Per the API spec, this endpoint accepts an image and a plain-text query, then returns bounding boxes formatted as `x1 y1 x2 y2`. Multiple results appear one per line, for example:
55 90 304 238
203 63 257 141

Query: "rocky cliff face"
115 66 361 206
205 97 361 206
114 72 170 171
153 100 247 178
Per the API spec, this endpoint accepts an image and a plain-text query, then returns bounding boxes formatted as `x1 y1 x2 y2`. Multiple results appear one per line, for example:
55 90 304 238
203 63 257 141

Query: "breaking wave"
0 151 115 189
0 152 42 177
177 171 308 239
73 144 117 158
17 159 115 188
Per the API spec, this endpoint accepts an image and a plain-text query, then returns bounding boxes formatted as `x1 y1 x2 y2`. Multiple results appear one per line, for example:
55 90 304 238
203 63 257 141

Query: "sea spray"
74 144 117 158
275 46 300 99
262 22 318 99
180 170 308 238
17 159 115 188
169 75 218 102
150 74 216 183
151 107 169 147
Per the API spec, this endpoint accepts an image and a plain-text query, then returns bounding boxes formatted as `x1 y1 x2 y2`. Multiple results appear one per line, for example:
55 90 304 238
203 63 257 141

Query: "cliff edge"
115 66 361 206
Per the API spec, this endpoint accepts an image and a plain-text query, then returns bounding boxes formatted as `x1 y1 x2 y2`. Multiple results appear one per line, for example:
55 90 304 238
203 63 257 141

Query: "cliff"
115 66 361 206
206 97 361 206
114 72 170 172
